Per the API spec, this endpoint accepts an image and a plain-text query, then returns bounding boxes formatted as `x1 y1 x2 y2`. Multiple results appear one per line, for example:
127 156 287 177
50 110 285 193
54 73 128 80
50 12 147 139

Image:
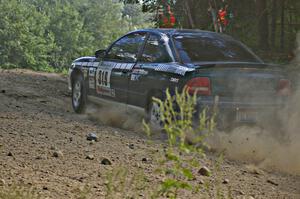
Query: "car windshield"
173 33 261 64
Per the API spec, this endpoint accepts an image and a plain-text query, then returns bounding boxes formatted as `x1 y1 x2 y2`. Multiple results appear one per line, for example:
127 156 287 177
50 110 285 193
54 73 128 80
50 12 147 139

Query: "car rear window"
140 34 172 63
173 33 260 63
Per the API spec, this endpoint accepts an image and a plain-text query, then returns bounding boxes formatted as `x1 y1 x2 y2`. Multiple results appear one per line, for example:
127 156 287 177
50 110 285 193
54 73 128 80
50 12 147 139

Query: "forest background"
0 0 298 72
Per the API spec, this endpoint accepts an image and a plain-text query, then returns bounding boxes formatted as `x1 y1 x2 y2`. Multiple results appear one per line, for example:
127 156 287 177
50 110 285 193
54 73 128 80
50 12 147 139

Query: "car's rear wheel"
147 101 164 131
72 74 87 113
146 93 164 132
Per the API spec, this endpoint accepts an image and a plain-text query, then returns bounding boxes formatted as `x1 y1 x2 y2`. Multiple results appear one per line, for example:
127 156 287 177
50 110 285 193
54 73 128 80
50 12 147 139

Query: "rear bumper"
196 96 288 125
197 96 286 109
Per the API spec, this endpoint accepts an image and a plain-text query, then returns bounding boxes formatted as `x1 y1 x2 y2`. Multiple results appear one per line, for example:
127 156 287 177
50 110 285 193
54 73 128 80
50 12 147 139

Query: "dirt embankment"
0 69 300 198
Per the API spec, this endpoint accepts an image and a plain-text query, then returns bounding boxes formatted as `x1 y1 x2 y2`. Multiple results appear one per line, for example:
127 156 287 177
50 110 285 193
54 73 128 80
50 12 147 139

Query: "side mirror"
95 49 106 59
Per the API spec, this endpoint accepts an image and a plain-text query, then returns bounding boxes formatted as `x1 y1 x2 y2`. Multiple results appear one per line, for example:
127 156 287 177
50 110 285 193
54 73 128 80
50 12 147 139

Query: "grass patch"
0 185 40 199
0 65 69 75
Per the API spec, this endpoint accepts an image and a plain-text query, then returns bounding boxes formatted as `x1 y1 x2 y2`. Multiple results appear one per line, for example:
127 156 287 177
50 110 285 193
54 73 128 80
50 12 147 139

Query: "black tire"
72 74 87 114
146 100 164 131
145 92 164 132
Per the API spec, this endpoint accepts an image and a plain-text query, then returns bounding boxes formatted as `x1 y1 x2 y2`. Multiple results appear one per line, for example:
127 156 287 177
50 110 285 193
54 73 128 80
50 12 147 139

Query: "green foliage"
0 0 154 71
123 3 154 30
46 2 86 68
0 0 297 70
0 0 52 69
146 87 216 198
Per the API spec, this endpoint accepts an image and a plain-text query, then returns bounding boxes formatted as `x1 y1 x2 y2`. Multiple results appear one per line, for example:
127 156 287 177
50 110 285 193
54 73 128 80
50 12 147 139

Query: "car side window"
140 34 172 63
106 33 146 63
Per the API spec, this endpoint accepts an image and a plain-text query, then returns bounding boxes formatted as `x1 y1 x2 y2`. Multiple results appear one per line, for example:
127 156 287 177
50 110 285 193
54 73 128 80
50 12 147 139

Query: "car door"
95 32 146 103
128 33 174 107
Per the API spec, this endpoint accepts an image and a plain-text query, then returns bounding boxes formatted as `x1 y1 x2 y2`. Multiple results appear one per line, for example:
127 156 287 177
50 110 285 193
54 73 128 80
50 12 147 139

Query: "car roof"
137 28 213 34
130 28 234 41
128 29 262 63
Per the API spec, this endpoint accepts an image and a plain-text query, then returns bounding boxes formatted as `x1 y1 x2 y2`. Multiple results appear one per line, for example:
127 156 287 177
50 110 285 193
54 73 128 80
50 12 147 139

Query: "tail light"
277 79 291 96
186 77 211 96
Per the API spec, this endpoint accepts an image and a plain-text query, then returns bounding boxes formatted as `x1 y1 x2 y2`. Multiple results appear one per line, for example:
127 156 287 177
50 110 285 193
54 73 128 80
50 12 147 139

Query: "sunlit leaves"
0 0 153 70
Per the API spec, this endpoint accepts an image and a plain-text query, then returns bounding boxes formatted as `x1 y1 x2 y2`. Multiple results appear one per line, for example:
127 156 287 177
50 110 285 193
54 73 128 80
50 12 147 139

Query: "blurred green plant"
103 87 218 198
144 87 217 198
0 185 40 199
104 166 151 199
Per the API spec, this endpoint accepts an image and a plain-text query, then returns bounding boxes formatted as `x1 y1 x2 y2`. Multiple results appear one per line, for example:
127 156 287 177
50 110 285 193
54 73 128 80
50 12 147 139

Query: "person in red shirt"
218 5 229 32
158 1 176 28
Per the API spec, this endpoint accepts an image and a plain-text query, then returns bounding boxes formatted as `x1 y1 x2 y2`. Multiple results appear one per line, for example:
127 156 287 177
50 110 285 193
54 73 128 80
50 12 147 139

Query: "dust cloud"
207 32 300 175
85 103 143 132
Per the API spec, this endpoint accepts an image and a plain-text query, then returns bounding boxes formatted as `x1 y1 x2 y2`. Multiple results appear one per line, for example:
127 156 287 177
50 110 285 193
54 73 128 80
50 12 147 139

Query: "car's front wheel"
72 74 87 113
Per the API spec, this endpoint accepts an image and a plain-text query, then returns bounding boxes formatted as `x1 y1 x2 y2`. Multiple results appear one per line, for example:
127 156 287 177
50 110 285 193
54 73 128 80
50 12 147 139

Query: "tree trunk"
184 0 195 29
256 0 269 50
270 0 277 49
280 0 285 51
208 0 218 32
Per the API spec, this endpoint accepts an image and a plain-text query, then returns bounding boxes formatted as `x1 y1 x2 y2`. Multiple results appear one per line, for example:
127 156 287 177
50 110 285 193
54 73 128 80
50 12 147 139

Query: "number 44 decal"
95 64 115 97
96 68 111 88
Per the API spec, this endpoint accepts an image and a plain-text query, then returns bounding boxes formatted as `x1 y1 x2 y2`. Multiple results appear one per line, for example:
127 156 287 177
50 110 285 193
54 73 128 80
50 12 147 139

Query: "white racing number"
97 69 111 88
96 63 115 97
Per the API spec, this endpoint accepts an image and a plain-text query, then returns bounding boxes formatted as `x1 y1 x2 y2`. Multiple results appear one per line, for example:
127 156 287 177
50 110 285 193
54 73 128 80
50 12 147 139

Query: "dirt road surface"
0 69 299 198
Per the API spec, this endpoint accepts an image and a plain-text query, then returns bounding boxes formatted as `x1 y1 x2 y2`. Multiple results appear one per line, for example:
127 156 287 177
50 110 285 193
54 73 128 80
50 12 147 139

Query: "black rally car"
68 29 291 129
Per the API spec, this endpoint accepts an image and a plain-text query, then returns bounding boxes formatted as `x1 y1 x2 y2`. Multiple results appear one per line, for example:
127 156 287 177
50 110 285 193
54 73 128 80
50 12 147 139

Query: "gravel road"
0 69 299 198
